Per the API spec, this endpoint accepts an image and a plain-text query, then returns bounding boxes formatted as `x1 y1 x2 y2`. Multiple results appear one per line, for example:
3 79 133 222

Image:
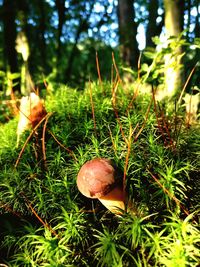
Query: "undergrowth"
0 81 199 266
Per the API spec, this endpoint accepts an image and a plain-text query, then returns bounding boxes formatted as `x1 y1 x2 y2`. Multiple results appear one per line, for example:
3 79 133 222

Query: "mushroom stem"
98 185 125 214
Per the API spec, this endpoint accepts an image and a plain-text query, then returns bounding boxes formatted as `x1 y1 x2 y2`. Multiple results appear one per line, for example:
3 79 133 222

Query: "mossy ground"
0 82 199 266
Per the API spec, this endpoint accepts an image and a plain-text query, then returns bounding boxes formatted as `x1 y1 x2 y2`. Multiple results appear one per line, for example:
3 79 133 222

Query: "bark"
185 0 191 39
194 1 200 38
146 0 164 47
2 0 19 91
16 0 34 94
65 2 95 82
117 0 139 69
164 0 184 36
16 0 29 34
194 1 200 68
55 0 66 62
163 0 184 96
38 0 47 73
65 20 88 81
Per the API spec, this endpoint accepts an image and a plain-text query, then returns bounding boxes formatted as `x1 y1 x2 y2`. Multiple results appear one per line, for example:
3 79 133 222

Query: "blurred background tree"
117 0 139 69
0 0 199 93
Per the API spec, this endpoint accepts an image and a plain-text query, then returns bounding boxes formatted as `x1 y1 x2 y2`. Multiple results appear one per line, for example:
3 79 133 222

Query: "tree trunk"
16 0 34 95
164 0 184 36
163 0 184 97
64 2 94 82
117 0 139 69
194 0 200 38
194 0 200 83
38 0 47 73
146 0 164 47
55 0 66 79
2 0 19 92
185 0 191 40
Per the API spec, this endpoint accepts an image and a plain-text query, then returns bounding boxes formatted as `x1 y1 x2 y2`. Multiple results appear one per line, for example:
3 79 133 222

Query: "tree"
146 0 164 47
194 0 200 38
117 0 139 69
37 0 48 73
2 0 19 92
16 0 34 95
163 0 184 96
64 1 95 82
55 0 66 79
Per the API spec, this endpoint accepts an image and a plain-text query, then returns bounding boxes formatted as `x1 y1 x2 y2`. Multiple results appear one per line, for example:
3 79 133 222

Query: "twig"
89 78 97 135
126 83 140 114
96 51 104 95
43 76 51 95
108 125 117 156
15 113 51 168
112 52 122 83
147 169 190 217
111 79 119 107
48 130 77 161
111 63 114 86
177 63 198 106
123 124 139 197
137 52 142 81
21 192 59 238
42 113 52 169
111 77 128 145
152 87 174 149
159 109 175 149
134 98 153 142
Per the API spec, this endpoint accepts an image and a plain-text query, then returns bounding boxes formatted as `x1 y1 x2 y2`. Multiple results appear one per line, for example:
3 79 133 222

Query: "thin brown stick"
137 52 142 81
96 51 104 95
48 130 77 161
151 87 171 148
108 125 117 155
134 98 153 141
123 124 139 197
89 78 97 135
159 109 175 149
42 113 52 168
43 76 51 95
21 192 59 238
126 83 140 114
111 79 119 107
112 52 121 83
111 63 114 86
111 80 128 145
177 63 198 106
15 113 51 168
147 169 190 217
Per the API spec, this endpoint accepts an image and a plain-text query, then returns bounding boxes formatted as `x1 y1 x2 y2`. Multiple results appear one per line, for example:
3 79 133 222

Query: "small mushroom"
17 92 47 146
77 158 125 214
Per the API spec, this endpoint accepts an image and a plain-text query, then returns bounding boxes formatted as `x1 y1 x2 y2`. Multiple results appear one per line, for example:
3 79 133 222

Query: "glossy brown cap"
77 158 117 198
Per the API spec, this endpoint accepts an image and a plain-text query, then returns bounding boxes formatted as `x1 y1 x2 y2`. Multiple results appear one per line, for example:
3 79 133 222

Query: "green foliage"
0 81 199 266
141 34 200 92
93 227 124 267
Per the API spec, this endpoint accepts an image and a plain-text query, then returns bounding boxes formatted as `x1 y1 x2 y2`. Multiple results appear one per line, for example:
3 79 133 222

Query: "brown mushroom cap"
77 158 117 198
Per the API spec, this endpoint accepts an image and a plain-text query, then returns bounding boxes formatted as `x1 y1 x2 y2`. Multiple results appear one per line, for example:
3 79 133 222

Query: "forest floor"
0 81 200 266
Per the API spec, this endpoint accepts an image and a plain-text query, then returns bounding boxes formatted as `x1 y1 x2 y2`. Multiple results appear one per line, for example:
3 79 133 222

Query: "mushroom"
17 92 47 146
77 158 125 214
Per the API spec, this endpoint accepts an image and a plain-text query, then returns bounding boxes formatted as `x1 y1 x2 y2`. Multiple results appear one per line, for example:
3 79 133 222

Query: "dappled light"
0 0 200 266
